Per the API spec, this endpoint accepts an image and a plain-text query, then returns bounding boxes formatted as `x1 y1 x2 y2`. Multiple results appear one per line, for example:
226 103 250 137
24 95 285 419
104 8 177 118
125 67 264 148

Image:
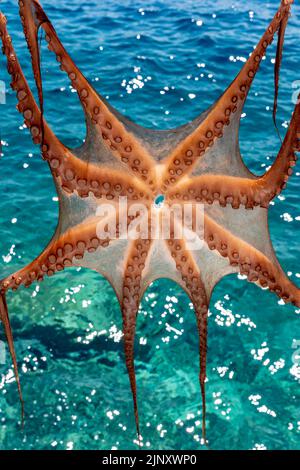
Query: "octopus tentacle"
18 0 46 135
0 214 122 421
0 13 60 151
0 201 144 295
0 211 137 417
161 0 293 189
167 175 267 210
204 214 300 307
56 163 152 201
121 237 152 438
261 96 300 196
18 0 157 190
273 6 289 134
166 97 300 209
0 12 73 184
0 293 24 423
0 205 135 294
0 14 152 200
0 213 124 294
166 235 209 442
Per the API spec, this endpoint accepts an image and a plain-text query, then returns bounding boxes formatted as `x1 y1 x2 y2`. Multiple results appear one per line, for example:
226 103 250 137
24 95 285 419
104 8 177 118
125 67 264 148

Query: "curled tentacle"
161 0 293 189
121 238 152 439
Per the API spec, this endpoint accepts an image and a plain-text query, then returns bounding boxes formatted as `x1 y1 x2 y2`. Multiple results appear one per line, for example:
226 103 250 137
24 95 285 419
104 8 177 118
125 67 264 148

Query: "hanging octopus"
0 0 299 443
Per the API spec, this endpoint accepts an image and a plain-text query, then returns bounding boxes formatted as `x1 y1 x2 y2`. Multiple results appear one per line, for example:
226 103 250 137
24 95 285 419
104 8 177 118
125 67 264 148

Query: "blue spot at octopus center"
154 194 165 208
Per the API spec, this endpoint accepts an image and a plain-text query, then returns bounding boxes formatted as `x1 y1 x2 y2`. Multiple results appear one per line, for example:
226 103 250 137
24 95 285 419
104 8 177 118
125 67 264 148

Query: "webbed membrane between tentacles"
0 0 299 443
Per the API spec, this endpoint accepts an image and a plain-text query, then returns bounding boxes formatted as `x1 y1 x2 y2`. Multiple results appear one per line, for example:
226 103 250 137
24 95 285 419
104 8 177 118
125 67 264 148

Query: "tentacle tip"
20 405 25 430
0 12 7 25
134 413 141 443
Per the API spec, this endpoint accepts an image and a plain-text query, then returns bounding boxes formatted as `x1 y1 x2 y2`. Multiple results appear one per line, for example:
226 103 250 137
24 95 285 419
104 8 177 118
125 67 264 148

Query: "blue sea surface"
0 0 299 450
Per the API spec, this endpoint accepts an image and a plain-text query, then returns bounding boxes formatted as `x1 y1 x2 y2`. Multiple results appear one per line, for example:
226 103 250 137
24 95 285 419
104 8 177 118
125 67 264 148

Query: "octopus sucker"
0 0 299 446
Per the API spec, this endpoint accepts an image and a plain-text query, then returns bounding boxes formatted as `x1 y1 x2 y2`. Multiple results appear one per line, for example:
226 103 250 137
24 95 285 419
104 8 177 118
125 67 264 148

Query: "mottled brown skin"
0 0 299 443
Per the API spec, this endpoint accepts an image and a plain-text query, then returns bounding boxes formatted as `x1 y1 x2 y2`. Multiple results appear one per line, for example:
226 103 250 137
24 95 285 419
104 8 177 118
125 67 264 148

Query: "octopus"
0 0 299 444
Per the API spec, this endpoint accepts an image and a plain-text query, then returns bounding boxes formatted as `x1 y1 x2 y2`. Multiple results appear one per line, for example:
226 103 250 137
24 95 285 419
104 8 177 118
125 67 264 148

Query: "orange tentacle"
167 236 209 442
167 98 300 209
0 14 153 201
55 163 152 201
19 0 157 189
0 13 59 151
262 97 300 196
273 6 289 132
0 12 73 188
18 0 45 123
0 216 116 294
0 293 24 423
204 214 300 307
0 203 144 294
167 175 268 209
161 1 292 189
121 237 152 438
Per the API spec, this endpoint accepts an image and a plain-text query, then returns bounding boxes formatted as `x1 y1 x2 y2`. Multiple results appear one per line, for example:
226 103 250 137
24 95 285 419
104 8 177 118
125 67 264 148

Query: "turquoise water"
0 0 300 450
